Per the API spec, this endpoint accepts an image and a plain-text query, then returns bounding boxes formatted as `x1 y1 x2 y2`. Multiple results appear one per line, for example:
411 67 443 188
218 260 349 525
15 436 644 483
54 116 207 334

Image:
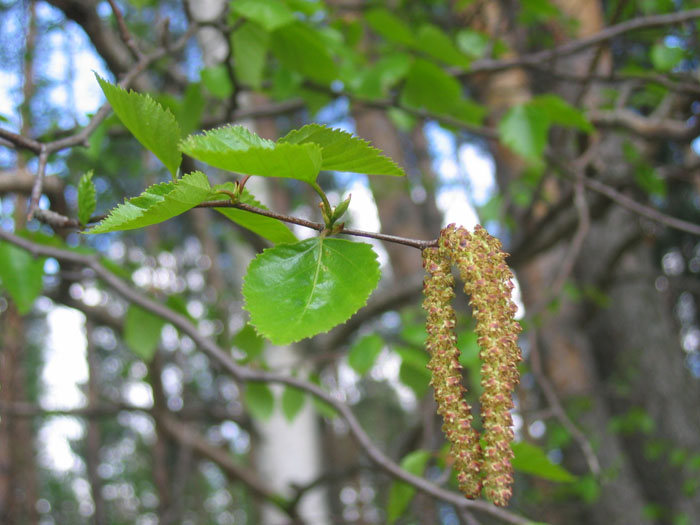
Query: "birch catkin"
422 224 522 506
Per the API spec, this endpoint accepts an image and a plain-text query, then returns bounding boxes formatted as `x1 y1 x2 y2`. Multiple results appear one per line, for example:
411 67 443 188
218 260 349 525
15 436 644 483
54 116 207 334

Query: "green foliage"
347 334 384 375
279 124 406 176
201 65 234 99
232 21 270 89
77 170 96 226
242 237 381 344
96 75 182 177
215 186 298 244
281 385 306 422
87 171 214 234
400 59 485 124
244 382 275 420
386 450 431 523
124 304 164 360
365 8 415 47
180 125 323 182
395 345 431 397
231 0 295 31
531 94 593 133
232 323 266 361
270 22 338 84
417 24 470 67
650 43 684 72
511 441 577 482
353 53 413 99
499 96 592 164
0 235 45 314
498 104 550 164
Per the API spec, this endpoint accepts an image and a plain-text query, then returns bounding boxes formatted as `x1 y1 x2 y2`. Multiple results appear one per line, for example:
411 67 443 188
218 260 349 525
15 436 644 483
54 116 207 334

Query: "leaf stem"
308 180 332 221
197 200 438 250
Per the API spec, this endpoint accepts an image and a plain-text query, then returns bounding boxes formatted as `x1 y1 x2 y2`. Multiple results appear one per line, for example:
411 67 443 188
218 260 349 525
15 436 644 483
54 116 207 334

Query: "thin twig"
548 152 593 295
527 331 602 477
106 0 144 60
456 9 700 77
0 228 531 524
582 176 700 236
27 147 48 219
199 200 439 249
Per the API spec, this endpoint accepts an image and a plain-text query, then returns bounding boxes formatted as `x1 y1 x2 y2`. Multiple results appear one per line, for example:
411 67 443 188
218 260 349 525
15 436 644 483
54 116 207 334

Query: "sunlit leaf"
270 22 338 84
531 94 593 133
201 65 234 99
650 43 684 72
498 104 549 164
0 236 45 314
365 8 415 46
348 334 384 375
511 441 577 482
232 21 270 89
231 0 295 31
243 237 380 344
244 383 275 420
281 385 306 422
387 450 431 523
124 305 164 360
417 24 470 67
96 75 182 177
279 124 405 176
400 59 461 114
87 171 213 234
232 323 266 361
353 53 413 99
77 170 96 226
214 186 298 244
180 125 323 182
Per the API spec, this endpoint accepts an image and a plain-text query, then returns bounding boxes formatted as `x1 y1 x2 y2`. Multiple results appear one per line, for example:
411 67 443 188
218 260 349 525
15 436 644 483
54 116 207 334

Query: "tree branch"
0 227 530 524
456 9 700 77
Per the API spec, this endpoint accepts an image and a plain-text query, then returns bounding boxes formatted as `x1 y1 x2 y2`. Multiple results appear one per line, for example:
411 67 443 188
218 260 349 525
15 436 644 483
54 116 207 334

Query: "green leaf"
270 22 338 84
232 323 266 360
309 373 338 419
456 29 489 59
511 441 577 482
531 94 593 133
214 186 297 244
231 0 295 31
348 334 384 375
242 237 381 345
651 43 684 72
201 65 234 99
353 53 413 99
180 125 323 183
124 305 165 360
232 21 270 89
0 236 45 314
395 345 431 397
498 103 549 164
634 165 667 197
401 59 460 114
281 385 306 422
96 75 182 177
77 171 96 226
417 24 470 67
365 8 415 46
244 382 275 420
387 450 431 523
279 124 405 176
87 171 213 234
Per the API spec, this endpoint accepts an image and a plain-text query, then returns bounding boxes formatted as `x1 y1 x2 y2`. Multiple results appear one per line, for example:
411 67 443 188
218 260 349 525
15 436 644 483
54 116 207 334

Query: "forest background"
1 0 700 524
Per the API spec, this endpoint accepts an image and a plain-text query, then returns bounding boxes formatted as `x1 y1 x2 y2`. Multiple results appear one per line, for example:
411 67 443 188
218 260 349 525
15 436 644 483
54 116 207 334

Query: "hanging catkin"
422 224 522 506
